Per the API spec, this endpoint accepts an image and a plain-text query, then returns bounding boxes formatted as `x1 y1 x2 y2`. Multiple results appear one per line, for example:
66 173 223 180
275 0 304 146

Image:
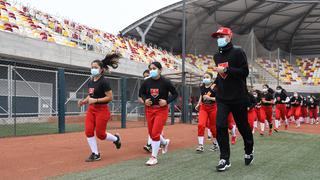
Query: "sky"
14 0 180 35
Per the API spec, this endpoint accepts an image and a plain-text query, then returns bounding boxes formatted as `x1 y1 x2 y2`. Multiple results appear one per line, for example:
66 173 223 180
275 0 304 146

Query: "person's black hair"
204 71 213 79
91 53 121 74
263 84 274 94
101 53 121 70
149 61 162 70
142 69 150 76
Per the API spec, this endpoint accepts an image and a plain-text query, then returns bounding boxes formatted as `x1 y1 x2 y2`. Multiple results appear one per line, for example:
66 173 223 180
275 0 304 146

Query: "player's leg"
208 104 218 151
197 104 208 152
85 106 100 162
95 106 121 149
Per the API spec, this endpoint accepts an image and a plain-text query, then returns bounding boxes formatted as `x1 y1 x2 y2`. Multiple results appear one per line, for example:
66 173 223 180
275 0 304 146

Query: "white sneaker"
162 139 170 154
145 157 158 166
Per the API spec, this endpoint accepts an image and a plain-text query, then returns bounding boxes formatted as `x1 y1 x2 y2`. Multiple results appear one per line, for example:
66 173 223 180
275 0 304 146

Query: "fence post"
170 100 175 125
120 77 127 128
57 68 66 133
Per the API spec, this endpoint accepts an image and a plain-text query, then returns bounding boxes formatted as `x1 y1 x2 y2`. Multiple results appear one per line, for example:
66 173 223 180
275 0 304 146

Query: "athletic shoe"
85 153 101 162
316 121 319 124
196 145 204 152
216 159 231 172
285 124 288 130
162 139 170 154
209 143 219 151
113 134 121 149
145 156 158 166
268 129 272 136
231 136 237 145
208 136 212 141
244 153 254 165
274 128 279 132
259 131 264 136
143 144 152 153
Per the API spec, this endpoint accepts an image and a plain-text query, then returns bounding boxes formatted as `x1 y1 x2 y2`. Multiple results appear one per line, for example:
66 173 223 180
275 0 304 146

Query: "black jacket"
214 42 249 104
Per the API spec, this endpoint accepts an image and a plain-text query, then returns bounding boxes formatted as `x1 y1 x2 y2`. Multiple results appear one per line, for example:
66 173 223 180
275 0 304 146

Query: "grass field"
52 132 320 180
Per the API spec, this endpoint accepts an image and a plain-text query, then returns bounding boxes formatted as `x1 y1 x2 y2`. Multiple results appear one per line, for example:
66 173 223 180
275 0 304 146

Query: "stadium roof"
121 0 320 56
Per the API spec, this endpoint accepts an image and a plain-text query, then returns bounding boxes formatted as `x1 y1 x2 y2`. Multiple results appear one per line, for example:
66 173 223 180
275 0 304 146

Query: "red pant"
301 107 308 118
228 113 235 130
145 106 168 141
288 106 301 119
248 108 257 130
286 107 291 119
309 108 318 119
85 104 110 140
198 103 217 138
256 107 262 122
275 104 286 120
261 105 273 123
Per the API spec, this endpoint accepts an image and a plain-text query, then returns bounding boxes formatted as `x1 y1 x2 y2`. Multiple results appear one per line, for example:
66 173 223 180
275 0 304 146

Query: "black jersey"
290 96 302 107
139 76 178 106
261 92 274 106
87 76 111 104
200 84 216 104
274 91 287 104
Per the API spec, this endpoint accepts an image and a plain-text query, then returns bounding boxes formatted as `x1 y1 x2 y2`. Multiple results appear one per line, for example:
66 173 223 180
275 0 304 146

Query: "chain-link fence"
0 62 58 137
0 59 191 138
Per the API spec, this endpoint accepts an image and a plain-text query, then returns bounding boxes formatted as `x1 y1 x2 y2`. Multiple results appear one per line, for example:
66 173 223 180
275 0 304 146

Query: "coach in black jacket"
211 27 254 172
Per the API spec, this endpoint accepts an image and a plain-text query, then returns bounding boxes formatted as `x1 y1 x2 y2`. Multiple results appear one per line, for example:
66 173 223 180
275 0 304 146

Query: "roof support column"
135 17 157 43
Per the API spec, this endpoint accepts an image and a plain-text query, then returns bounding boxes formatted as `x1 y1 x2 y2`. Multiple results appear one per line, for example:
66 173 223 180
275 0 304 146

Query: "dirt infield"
0 124 197 180
0 123 318 180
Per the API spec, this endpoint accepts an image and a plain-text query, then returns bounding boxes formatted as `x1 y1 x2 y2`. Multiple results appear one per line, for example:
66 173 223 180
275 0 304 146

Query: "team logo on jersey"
218 62 229 79
89 88 94 95
150 88 159 98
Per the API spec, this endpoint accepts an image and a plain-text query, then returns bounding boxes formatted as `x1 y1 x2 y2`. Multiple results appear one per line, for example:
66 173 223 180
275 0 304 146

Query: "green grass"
0 123 84 137
52 132 320 180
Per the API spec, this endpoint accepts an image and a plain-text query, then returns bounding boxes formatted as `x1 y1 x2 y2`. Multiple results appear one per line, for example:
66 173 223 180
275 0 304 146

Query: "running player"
274 86 288 131
261 84 274 136
289 92 302 128
139 61 178 166
195 72 219 152
308 95 319 125
78 53 122 162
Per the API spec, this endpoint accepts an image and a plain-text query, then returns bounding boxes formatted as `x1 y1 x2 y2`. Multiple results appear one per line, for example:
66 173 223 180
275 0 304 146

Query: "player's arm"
224 49 249 78
78 95 90 107
195 95 202 111
166 80 178 104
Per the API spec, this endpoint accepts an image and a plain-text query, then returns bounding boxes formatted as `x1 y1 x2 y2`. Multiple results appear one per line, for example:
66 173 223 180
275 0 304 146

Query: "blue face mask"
150 69 159 78
91 68 100 77
217 37 228 47
202 78 211 84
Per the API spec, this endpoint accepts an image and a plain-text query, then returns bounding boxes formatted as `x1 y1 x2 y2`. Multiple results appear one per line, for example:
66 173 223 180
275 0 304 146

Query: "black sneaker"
196 145 204 152
113 134 121 149
244 153 254 165
209 143 219 152
216 159 231 172
143 144 152 153
85 153 101 162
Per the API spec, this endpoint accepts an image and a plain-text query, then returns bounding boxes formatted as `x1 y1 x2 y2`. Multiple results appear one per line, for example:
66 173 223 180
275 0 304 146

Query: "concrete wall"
0 31 177 77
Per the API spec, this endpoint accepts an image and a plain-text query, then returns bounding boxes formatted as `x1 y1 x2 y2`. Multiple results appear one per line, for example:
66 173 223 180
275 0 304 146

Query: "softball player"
274 86 288 132
308 95 319 125
289 92 302 127
78 53 122 162
139 61 178 166
195 72 218 152
260 84 274 136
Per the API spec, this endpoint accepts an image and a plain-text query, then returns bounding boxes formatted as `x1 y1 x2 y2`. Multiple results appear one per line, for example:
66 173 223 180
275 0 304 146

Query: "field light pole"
181 0 187 123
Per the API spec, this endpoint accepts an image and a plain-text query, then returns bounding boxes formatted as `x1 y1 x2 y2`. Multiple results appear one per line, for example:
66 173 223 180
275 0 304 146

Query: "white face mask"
276 89 282 93
262 88 268 93
253 94 258 98
294 94 298 97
